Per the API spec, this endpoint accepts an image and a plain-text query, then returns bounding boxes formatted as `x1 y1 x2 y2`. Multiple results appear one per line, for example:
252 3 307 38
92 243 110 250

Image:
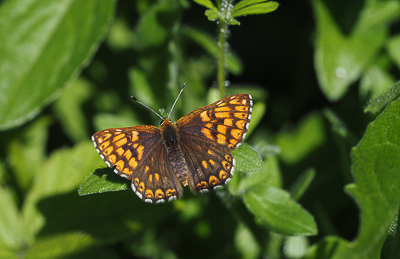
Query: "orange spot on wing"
137 145 144 160
138 182 145 192
231 129 243 140
149 174 153 183
201 128 214 140
215 106 231 112
222 161 230 171
215 112 230 118
166 189 177 197
202 160 208 169
217 125 227 135
108 155 116 164
115 160 125 171
209 159 216 166
113 133 126 142
209 175 220 186
155 189 165 198
205 123 213 129
124 149 132 160
104 146 114 156
200 111 210 122
235 106 249 112
99 141 110 151
129 157 138 168
229 99 242 105
145 190 154 199
217 134 227 145
116 147 125 156
197 181 208 189
219 170 229 180
234 113 247 119
224 119 233 126
114 138 127 148
236 120 246 129
123 167 131 175
131 131 139 141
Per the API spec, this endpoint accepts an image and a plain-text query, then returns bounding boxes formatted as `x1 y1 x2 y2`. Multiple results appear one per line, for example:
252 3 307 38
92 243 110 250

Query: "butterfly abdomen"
161 120 189 186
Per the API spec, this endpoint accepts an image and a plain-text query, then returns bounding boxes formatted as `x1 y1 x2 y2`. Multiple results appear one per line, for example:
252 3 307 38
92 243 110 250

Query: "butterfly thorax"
161 119 189 186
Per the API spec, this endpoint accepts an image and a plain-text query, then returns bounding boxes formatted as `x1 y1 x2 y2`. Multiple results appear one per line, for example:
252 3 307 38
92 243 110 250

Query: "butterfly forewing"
177 94 252 150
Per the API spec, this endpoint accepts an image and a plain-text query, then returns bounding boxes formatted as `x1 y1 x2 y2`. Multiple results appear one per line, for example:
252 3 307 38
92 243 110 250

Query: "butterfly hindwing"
131 143 182 203
180 136 235 193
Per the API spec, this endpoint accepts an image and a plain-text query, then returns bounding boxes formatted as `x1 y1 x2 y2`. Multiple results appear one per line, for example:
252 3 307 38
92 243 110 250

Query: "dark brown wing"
92 125 182 203
176 94 253 193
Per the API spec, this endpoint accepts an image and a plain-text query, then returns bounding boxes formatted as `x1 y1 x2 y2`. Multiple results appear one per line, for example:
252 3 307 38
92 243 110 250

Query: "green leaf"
306 96 400 258
204 9 220 21
359 63 395 100
289 168 316 201
243 185 317 236
346 97 400 257
0 187 24 250
387 35 400 70
365 81 400 115
134 0 182 49
246 101 266 139
25 233 94 259
8 117 50 192
193 0 218 12
231 1 279 17
323 108 358 146
129 67 159 109
53 78 93 142
313 0 400 101
233 143 263 173
0 0 115 130
78 167 130 195
275 112 326 165
93 112 140 133
238 155 282 193
381 214 400 259
182 27 243 75
22 141 105 244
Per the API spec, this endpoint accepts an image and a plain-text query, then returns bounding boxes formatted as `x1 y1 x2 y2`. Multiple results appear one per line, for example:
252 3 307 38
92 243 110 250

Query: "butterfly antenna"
131 96 164 121
167 82 186 119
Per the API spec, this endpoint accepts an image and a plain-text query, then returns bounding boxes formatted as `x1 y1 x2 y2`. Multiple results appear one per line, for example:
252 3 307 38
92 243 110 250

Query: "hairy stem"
217 20 228 98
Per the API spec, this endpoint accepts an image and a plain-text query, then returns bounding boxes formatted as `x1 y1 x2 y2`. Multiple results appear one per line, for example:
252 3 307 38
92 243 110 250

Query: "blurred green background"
1 0 400 258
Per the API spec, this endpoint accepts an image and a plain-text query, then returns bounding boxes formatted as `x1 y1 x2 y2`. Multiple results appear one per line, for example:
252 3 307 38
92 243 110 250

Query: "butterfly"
92 83 253 204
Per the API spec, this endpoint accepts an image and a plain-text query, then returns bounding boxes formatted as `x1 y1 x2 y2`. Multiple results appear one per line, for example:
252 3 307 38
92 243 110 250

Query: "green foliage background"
0 0 400 258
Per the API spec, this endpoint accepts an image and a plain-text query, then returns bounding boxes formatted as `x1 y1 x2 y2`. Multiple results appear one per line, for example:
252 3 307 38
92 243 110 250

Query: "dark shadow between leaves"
37 189 175 242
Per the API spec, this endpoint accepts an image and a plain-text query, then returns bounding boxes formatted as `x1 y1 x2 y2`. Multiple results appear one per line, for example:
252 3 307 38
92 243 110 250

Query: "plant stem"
217 19 228 98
